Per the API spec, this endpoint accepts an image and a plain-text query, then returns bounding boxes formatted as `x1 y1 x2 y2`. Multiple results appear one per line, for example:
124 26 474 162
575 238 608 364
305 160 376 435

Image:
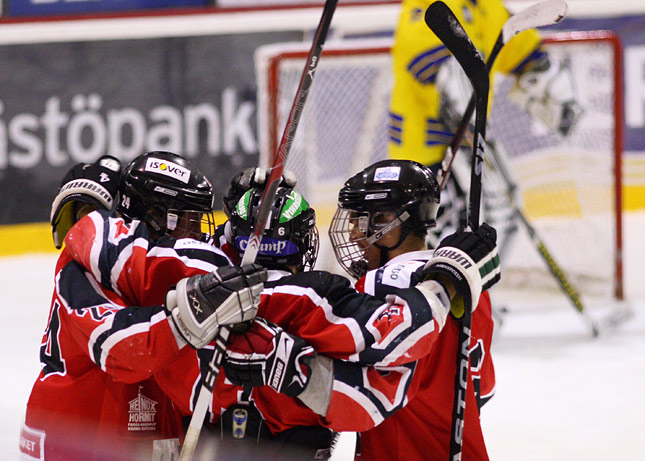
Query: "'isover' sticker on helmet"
374 166 401 181
145 158 190 184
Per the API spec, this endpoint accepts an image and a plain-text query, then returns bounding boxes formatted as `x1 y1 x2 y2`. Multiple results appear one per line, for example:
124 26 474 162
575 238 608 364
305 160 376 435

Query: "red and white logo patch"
19 424 45 460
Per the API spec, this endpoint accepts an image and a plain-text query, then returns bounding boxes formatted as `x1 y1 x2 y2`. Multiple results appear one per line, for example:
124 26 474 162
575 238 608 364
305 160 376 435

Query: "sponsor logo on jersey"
127 386 158 432
19 424 45 460
374 166 401 181
145 157 190 184
388 264 405 280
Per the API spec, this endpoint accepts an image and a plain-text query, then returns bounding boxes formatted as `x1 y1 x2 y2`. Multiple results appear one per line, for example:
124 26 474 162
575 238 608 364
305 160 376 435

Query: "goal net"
255 31 623 300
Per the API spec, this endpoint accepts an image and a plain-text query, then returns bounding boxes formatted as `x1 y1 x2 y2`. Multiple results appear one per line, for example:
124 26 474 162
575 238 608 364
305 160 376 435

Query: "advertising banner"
0 30 300 225
5 0 209 17
1 11 645 229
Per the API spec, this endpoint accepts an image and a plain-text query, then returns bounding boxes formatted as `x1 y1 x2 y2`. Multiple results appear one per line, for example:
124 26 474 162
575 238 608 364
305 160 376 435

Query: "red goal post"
255 30 623 300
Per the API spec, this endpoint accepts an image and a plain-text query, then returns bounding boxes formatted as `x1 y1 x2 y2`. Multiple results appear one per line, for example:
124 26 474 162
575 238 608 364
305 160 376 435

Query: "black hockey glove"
423 223 500 318
166 264 267 349
222 167 297 217
50 155 122 248
224 318 316 397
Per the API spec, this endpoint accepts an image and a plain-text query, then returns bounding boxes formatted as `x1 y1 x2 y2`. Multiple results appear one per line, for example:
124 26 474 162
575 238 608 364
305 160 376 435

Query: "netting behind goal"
255 31 623 300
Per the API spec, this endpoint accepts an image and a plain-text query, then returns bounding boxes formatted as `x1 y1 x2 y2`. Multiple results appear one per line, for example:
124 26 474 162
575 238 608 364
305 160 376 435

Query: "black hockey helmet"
228 186 318 272
51 155 122 249
329 159 440 278
117 151 215 240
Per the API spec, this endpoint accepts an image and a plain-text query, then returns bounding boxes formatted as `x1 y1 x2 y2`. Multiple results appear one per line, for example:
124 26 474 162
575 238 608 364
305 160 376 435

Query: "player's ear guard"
51 155 122 248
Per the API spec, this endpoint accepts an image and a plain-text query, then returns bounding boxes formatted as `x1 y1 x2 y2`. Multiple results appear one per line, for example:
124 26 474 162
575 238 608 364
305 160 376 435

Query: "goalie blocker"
509 52 583 137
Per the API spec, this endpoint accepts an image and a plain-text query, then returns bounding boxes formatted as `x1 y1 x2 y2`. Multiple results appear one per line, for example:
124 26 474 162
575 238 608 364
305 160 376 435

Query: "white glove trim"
50 179 114 223
415 279 451 331
431 246 482 309
479 246 501 289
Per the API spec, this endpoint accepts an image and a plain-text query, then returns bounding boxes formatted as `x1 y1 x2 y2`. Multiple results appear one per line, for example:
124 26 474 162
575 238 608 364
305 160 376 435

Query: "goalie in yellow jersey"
388 0 581 167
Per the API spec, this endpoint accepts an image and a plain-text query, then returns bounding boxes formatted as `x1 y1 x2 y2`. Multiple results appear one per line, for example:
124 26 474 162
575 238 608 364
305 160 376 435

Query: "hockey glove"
224 318 316 397
223 167 297 217
423 223 500 319
509 54 583 137
50 155 122 248
166 264 267 349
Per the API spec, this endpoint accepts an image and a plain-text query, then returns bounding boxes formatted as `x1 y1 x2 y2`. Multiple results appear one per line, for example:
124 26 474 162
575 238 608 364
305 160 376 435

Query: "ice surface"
2 212 644 460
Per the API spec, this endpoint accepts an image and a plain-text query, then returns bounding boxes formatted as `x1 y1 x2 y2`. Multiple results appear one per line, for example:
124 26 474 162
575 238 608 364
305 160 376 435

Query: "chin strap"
373 220 412 267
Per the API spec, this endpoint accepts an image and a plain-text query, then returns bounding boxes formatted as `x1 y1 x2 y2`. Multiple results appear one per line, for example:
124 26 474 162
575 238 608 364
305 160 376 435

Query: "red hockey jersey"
21 211 232 460
27 211 472 460
348 250 496 461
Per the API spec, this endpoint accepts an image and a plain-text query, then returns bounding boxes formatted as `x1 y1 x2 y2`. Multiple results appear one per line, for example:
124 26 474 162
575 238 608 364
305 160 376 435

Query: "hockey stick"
424 3 488 460
437 0 599 336
436 0 568 189
178 1 339 459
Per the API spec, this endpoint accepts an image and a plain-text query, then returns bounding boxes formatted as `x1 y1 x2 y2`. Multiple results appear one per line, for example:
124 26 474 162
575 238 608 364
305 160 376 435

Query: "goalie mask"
329 159 440 279
229 186 319 272
117 151 215 241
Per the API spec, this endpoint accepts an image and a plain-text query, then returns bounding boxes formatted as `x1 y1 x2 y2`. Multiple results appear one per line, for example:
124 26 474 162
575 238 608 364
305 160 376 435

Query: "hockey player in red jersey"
224 160 499 460
30 157 470 459
34 155 499 460
57 177 464 459
20 152 265 461
327 159 498 460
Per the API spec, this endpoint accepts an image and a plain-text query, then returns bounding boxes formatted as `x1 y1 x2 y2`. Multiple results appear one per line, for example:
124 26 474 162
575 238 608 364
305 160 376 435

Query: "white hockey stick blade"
596 305 635 334
502 0 568 43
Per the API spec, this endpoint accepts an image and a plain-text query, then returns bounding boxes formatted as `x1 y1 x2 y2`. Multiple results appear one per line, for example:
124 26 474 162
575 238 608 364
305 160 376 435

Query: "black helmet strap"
368 210 412 266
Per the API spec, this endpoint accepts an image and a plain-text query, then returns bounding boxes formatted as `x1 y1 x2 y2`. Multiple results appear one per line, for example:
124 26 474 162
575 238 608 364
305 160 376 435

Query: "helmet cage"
329 206 413 279
330 160 440 279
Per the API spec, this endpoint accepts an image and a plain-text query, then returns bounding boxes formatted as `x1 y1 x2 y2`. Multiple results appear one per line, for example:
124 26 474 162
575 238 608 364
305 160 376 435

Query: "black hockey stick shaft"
425 3 489 460
425 2 489 229
437 0 568 190
178 2 339 459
